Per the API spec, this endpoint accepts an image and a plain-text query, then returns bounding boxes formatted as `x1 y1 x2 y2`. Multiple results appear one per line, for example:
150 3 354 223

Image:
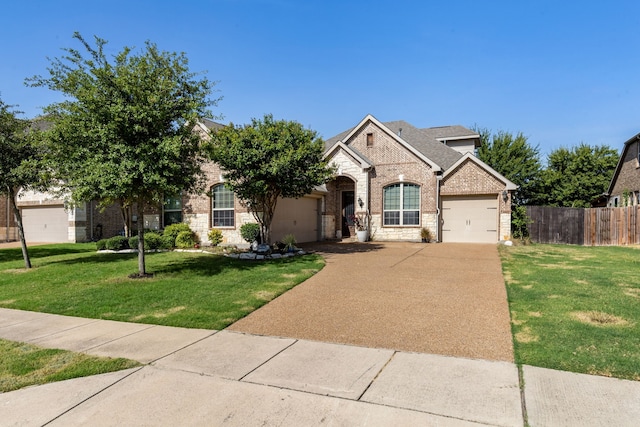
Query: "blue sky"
1 0 639 159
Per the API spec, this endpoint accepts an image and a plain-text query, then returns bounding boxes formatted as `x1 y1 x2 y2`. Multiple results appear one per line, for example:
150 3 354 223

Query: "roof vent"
398 128 403 137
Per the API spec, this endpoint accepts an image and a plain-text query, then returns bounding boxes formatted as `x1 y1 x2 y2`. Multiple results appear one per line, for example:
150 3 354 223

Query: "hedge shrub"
175 230 199 249
104 236 129 251
128 232 164 250
240 223 261 243
96 239 108 251
208 228 223 246
163 223 192 247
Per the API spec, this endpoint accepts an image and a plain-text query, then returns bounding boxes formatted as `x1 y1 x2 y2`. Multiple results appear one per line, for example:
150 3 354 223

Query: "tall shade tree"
27 33 219 276
539 144 618 208
0 98 48 268
207 114 335 244
475 127 543 206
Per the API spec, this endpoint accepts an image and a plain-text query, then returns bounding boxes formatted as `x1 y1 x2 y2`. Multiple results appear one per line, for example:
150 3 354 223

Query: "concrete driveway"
229 241 515 362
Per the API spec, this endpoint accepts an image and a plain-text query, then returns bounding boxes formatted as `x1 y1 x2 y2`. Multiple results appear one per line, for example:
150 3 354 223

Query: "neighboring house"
0 195 17 242
7 115 517 245
605 132 640 207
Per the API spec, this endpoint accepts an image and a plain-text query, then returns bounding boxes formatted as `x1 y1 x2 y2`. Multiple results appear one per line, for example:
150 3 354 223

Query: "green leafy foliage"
207 114 335 243
207 228 223 246
163 223 192 247
476 127 542 206
129 232 163 250
104 236 130 251
538 144 618 207
27 33 219 275
96 239 108 251
0 97 50 268
175 230 199 249
240 223 261 243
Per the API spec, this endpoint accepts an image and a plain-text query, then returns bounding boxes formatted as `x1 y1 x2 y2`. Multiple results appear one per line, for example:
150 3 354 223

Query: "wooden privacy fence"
526 206 640 246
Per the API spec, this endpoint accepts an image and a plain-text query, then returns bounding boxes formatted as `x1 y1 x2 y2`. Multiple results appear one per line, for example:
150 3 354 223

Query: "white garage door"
441 196 498 243
271 196 319 243
21 206 69 243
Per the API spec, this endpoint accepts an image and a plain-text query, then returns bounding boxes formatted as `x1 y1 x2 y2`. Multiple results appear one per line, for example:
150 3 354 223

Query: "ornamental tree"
0 98 49 268
27 33 219 276
206 114 335 243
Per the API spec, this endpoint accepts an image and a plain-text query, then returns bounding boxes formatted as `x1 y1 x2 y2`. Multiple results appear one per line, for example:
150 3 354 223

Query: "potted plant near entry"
420 227 432 243
351 213 369 242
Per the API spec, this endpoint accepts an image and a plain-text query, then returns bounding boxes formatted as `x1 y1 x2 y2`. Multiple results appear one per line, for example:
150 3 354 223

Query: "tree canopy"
0 98 48 268
538 144 618 208
206 114 334 243
476 127 542 205
27 33 219 275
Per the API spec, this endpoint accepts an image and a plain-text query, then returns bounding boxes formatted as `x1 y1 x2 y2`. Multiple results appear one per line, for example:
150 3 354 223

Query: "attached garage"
271 196 320 243
21 205 70 243
441 196 498 243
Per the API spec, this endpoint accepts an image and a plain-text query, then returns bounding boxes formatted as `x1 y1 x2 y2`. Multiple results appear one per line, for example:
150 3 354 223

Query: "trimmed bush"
240 223 261 243
129 232 164 251
104 236 129 251
128 235 140 250
163 223 192 247
96 239 108 251
160 235 175 250
208 229 223 246
175 230 199 249
145 232 163 250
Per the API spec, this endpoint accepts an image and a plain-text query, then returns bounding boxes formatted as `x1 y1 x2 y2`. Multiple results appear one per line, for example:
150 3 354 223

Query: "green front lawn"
500 244 640 381
0 338 140 393
0 244 324 330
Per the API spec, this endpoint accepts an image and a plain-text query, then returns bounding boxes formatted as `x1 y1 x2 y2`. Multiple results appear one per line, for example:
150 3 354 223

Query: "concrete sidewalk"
1 309 639 426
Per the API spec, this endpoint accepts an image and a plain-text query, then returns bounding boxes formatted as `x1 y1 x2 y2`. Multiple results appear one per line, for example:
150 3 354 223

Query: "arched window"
211 184 235 227
383 183 420 226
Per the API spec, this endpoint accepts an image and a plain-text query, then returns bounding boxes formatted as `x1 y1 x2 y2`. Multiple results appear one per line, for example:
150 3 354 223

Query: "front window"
163 195 182 226
212 184 235 227
383 183 420 226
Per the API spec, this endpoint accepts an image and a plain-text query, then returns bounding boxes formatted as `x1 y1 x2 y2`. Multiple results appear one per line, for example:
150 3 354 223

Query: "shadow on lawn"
50 250 318 277
0 244 94 263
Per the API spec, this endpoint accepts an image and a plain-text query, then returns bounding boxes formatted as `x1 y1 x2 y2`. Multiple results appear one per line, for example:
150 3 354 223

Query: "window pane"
384 185 400 210
164 196 182 211
213 185 234 209
403 184 419 210
164 211 183 226
403 210 419 225
384 211 400 225
213 210 234 227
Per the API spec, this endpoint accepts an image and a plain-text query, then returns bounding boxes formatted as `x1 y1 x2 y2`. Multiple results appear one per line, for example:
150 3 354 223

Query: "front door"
342 191 354 237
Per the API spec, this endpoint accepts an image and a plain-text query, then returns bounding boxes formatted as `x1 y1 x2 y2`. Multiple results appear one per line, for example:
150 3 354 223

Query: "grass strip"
499 243 640 381
0 338 140 393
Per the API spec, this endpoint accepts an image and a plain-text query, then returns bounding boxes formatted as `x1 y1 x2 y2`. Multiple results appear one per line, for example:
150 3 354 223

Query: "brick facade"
324 116 514 242
609 138 640 206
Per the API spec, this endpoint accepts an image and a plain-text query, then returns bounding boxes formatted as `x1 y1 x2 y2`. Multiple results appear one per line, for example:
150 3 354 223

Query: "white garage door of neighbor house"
441 196 498 243
21 206 69 243
271 197 319 243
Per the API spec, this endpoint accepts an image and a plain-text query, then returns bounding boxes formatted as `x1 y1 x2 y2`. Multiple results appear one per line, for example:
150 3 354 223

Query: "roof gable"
324 114 443 172
444 153 517 190
606 132 640 195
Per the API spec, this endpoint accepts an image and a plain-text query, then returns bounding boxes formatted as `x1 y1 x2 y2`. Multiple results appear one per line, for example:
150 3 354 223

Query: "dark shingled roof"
324 118 478 171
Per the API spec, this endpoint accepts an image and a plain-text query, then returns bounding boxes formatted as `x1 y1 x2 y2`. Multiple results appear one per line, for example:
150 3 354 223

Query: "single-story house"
604 132 640 207
2 114 517 245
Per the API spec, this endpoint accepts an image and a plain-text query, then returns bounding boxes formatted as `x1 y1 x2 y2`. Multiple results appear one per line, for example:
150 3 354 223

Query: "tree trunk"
136 199 146 276
8 187 31 269
120 202 132 237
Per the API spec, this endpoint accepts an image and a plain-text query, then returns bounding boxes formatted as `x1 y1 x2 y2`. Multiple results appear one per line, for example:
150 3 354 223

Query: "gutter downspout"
435 173 443 242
